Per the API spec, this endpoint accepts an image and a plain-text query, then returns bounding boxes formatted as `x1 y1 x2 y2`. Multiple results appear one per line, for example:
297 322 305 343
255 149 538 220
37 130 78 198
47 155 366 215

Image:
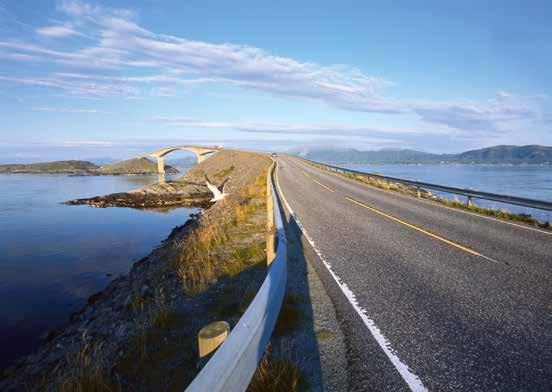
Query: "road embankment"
0 150 274 391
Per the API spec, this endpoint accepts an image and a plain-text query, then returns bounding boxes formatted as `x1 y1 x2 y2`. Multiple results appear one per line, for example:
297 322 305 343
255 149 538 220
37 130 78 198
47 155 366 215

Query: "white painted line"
295 158 552 236
275 162 428 392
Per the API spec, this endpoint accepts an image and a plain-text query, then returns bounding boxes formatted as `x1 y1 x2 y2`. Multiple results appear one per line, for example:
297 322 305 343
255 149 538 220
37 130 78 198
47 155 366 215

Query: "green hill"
298 145 552 164
0 160 99 173
456 145 552 164
97 158 178 174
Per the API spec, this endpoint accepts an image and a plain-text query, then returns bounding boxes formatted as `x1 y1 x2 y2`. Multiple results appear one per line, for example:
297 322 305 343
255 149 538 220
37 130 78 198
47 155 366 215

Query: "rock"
114 324 128 338
124 294 133 308
140 285 152 298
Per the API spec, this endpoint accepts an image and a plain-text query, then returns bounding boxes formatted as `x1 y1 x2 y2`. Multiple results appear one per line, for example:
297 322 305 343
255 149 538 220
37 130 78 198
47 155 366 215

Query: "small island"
0 158 178 175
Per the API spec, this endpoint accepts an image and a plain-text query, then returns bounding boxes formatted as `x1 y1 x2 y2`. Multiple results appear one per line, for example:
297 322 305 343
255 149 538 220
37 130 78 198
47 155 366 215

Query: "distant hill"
297 148 443 164
0 157 179 174
296 145 552 164
0 160 99 173
455 145 552 164
97 158 178 174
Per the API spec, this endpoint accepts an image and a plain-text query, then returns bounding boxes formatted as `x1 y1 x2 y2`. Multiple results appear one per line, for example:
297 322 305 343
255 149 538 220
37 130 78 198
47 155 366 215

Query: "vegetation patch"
248 345 306 392
172 169 269 295
312 162 551 230
274 295 305 337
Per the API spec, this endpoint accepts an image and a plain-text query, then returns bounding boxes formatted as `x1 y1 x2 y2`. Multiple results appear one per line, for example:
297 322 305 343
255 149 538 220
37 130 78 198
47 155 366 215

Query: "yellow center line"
312 178 336 192
345 196 483 258
301 170 336 192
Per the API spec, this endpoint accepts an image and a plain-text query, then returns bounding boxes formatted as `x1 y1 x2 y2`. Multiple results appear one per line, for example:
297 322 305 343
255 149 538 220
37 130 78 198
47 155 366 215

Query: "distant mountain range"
293 145 552 165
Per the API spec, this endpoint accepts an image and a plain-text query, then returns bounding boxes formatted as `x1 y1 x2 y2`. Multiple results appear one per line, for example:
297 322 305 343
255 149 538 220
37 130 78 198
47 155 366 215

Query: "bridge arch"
140 145 220 173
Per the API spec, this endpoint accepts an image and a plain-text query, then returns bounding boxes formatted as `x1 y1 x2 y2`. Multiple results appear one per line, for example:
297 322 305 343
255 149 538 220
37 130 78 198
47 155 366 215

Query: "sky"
0 0 551 162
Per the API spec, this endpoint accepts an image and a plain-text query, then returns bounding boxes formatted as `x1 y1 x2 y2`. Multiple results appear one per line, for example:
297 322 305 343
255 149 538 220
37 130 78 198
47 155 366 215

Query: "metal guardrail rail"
186 161 287 392
295 156 552 212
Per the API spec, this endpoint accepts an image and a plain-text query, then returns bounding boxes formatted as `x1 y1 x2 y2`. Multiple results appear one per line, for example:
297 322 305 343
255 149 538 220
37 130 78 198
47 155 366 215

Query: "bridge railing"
186 160 287 392
294 156 552 212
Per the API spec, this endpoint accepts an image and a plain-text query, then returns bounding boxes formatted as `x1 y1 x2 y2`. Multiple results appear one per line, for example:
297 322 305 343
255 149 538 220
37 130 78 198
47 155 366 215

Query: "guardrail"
294 156 552 212
186 160 287 392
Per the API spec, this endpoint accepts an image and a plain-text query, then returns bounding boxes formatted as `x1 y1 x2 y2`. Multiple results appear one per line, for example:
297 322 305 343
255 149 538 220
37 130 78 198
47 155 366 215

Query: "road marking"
302 170 335 192
312 178 335 192
294 157 552 236
275 162 428 392
345 196 499 262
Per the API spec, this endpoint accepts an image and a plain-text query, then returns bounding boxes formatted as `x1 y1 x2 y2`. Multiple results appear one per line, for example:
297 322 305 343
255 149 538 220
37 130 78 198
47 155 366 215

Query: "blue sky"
0 0 551 162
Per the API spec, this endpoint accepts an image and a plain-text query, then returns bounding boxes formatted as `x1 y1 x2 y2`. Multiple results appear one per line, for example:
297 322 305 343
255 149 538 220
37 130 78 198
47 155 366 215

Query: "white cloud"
0 0 542 135
62 140 114 147
36 25 82 38
32 107 112 114
150 116 448 137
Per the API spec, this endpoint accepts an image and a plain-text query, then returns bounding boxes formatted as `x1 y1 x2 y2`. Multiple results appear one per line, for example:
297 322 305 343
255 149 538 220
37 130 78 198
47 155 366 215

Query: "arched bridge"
140 145 221 173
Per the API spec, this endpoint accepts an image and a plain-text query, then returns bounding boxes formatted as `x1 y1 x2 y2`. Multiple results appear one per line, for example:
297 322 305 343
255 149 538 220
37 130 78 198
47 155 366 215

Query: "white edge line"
295 158 552 236
275 162 428 392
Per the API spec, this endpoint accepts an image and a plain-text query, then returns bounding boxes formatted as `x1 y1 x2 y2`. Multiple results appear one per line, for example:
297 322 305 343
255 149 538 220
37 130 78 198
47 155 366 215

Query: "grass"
313 162 551 230
248 344 306 392
213 165 235 180
274 295 305 337
115 324 196 392
445 197 551 228
212 282 260 319
56 332 121 392
315 330 335 342
114 158 272 390
172 167 270 296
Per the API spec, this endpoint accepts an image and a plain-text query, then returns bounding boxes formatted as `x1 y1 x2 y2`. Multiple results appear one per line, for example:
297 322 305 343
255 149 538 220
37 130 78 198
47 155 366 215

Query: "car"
271 152 277 157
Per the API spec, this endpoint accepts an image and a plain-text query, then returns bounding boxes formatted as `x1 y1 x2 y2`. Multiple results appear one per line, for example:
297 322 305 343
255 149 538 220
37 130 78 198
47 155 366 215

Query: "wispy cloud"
36 25 82 38
62 140 114 147
151 115 447 137
33 106 111 114
0 0 542 135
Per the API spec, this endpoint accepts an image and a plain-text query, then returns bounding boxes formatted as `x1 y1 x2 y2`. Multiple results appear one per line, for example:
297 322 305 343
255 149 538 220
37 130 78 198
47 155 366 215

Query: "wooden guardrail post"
198 321 230 359
266 160 276 265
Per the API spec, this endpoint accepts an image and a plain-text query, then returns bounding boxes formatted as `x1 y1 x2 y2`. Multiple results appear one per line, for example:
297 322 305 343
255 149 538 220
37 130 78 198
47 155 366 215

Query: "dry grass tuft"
274 295 304 337
173 167 269 296
248 344 305 392
57 332 121 392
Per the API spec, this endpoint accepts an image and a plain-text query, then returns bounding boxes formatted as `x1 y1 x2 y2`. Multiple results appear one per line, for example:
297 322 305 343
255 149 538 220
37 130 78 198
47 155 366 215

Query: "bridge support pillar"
197 153 207 164
467 196 474 208
156 156 165 174
417 187 422 198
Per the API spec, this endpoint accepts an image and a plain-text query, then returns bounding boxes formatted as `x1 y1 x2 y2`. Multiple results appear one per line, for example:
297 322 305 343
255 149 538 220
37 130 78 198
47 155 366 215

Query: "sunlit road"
274 155 551 391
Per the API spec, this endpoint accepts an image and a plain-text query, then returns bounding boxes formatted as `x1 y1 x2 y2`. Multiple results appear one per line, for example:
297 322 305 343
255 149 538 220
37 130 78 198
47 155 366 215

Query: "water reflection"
0 173 198 369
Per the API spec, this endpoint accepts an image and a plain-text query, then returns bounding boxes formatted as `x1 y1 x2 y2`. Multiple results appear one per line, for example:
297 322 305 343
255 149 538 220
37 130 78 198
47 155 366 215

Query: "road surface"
274 155 551 391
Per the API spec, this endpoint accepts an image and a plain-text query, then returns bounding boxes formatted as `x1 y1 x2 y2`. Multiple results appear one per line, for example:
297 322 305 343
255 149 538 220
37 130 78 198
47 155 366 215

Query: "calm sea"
0 172 198 369
342 164 552 222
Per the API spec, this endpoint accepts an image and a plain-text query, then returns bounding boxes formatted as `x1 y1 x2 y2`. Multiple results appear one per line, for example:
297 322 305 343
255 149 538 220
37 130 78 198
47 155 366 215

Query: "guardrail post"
198 321 230 361
266 161 276 264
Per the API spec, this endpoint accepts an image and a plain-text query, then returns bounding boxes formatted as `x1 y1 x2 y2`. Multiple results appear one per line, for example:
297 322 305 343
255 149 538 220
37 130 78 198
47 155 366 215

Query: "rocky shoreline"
0 150 272 391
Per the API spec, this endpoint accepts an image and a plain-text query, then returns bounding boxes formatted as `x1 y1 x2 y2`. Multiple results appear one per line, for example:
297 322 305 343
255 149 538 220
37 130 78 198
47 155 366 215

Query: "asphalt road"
274 155 551 392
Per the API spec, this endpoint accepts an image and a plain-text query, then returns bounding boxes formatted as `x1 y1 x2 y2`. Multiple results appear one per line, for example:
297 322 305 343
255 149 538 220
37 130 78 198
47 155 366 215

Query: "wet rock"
123 294 133 308
140 285 152 298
